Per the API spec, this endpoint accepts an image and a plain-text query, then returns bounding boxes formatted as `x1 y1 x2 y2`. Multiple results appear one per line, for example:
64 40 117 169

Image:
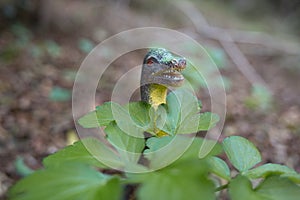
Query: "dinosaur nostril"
179 58 186 67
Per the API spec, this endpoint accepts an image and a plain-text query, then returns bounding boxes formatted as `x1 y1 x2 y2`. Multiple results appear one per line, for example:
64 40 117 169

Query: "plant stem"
215 183 229 192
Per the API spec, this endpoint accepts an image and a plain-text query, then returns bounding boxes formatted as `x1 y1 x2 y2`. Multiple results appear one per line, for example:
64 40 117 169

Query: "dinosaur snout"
178 58 186 68
171 58 186 69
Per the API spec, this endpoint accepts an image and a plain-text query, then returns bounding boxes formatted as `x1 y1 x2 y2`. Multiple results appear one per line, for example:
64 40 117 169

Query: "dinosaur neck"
141 84 168 108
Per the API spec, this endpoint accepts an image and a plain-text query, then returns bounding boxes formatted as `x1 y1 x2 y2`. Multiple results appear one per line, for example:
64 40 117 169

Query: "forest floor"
1 1 300 199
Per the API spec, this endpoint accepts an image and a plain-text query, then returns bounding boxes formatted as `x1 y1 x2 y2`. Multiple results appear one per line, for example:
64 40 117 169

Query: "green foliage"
207 156 231 181
77 110 99 128
127 101 151 127
49 86 71 102
136 160 216 200
78 38 95 53
44 40 61 58
14 157 34 177
30 45 43 58
206 47 227 69
198 112 220 131
43 138 108 169
11 23 32 48
105 121 145 163
0 23 30 62
1 23 63 63
161 89 206 134
229 175 300 200
78 89 218 136
0 45 20 62
244 163 298 179
9 88 300 200
222 136 261 172
78 102 116 128
244 84 273 111
63 70 78 81
9 164 122 200
225 137 300 199
144 135 222 169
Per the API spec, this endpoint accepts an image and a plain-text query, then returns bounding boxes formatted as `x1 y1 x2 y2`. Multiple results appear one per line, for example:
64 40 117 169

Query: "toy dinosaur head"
141 48 186 88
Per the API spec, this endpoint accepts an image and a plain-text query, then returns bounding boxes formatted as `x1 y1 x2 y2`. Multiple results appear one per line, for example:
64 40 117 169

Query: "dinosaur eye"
146 57 157 65
147 59 154 65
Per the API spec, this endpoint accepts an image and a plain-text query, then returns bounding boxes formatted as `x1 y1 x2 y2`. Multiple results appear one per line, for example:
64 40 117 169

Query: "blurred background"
1 0 300 198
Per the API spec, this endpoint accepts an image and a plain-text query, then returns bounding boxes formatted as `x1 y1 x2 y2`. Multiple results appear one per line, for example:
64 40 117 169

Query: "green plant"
9 89 300 200
244 84 273 111
49 86 71 102
78 38 95 54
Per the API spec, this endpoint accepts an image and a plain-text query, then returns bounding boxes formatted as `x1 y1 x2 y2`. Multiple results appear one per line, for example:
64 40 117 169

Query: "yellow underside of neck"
149 84 168 108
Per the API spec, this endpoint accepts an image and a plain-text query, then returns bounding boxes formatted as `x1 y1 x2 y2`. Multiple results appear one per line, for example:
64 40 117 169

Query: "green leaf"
223 136 261 172
78 90 218 136
207 156 231 181
207 47 227 68
256 176 300 200
145 136 223 158
137 160 215 200
180 137 222 161
145 135 222 169
77 102 118 128
281 173 300 184
176 112 219 134
161 88 199 135
49 87 71 102
110 102 146 138
9 164 122 200
44 40 61 57
78 38 95 53
78 101 151 131
145 136 173 152
11 23 32 41
105 122 145 164
244 163 297 179
175 112 201 134
78 111 100 128
244 84 273 111
82 137 127 169
229 175 300 200
229 175 264 200
15 157 34 177
126 101 151 128
198 112 220 131
95 102 116 126
43 138 107 168
159 89 218 135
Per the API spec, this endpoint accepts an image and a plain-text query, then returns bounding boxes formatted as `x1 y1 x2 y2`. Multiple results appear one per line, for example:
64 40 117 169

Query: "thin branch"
175 2 269 89
227 29 300 55
176 2 300 55
215 183 229 192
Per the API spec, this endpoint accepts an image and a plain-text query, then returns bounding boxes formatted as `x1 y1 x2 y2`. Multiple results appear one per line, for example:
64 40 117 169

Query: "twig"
227 29 300 55
174 1 300 90
174 1 268 89
176 2 300 55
